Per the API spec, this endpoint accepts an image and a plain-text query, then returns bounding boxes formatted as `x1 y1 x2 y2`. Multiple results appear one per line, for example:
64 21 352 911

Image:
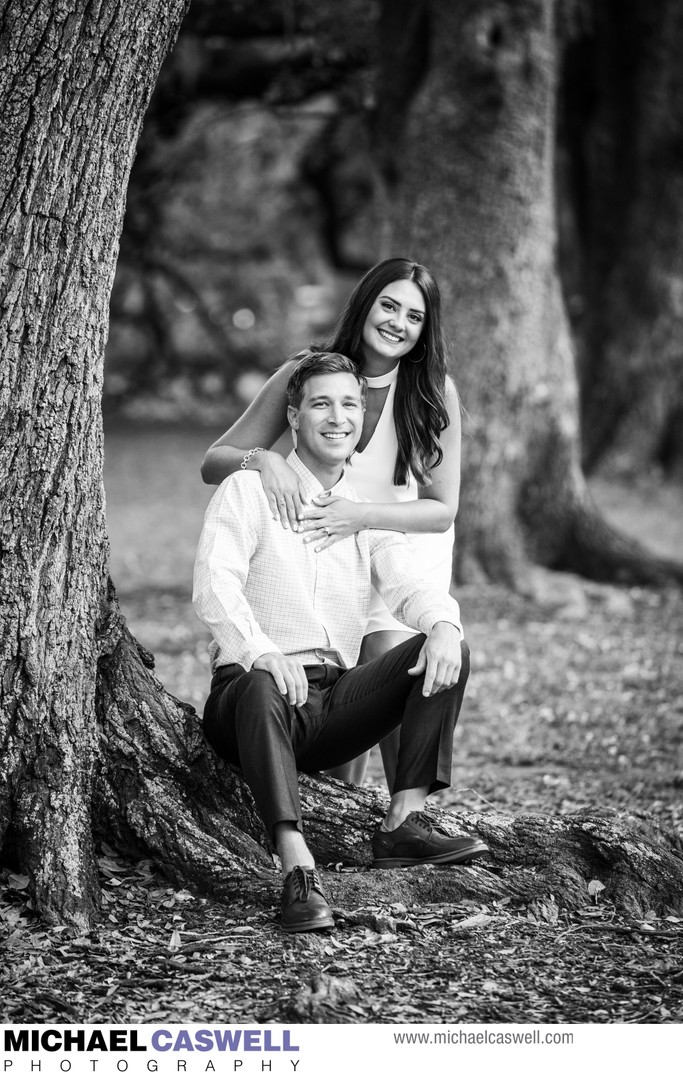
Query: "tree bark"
370 0 682 587
0 0 190 927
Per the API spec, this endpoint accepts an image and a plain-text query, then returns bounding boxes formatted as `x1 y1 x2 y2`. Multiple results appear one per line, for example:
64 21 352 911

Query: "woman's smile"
362 277 426 367
376 327 403 344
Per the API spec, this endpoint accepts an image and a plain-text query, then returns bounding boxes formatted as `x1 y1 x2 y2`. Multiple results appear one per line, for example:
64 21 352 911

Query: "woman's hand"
256 452 307 530
299 493 366 551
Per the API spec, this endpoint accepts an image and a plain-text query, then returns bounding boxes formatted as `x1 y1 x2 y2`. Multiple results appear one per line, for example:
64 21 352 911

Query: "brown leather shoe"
373 811 489 868
280 866 334 933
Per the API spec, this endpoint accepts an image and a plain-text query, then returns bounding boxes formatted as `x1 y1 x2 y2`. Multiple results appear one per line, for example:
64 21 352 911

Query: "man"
193 352 488 933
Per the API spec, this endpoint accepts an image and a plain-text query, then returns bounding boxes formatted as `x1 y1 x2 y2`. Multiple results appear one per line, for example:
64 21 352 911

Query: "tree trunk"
0 0 190 927
372 0 682 587
567 0 683 476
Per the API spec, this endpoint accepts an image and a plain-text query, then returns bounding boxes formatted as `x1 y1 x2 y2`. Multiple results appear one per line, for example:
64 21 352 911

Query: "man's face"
288 372 364 469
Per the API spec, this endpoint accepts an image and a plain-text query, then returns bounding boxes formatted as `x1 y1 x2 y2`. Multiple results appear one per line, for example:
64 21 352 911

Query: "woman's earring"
409 341 426 364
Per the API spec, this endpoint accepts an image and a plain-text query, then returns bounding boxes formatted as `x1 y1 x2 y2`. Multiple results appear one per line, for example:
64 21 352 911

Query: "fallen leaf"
8 874 30 891
452 913 494 932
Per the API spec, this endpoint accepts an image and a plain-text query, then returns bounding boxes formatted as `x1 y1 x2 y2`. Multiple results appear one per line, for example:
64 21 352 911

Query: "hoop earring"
409 342 427 364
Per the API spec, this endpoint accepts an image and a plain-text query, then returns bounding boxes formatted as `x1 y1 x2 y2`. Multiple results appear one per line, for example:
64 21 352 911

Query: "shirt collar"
287 450 350 501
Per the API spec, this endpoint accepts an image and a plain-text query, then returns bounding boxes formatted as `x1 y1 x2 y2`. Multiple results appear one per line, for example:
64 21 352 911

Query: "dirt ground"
1 581 681 1025
1 430 681 1024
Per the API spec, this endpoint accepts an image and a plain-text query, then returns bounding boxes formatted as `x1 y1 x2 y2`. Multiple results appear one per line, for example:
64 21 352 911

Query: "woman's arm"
201 361 294 482
301 378 462 547
201 360 306 529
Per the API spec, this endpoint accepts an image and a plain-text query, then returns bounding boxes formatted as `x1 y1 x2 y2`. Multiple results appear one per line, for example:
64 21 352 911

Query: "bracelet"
240 447 265 470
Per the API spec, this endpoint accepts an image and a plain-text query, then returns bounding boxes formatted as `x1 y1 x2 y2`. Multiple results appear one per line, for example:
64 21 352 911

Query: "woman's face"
361 278 426 366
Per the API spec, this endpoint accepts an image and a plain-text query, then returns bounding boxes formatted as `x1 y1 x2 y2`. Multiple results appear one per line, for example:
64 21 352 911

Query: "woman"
201 257 462 787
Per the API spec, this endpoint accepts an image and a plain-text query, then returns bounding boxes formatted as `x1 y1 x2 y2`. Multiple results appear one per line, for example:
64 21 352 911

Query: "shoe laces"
408 811 464 840
290 865 320 900
407 811 433 834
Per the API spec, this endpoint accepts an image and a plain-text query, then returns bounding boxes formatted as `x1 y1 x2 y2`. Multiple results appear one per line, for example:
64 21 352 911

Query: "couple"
193 260 488 933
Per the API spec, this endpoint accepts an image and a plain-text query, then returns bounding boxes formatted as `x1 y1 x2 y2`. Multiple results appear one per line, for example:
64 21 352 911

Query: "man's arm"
193 477 280 670
368 529 463 637
193 477 309 705
368 530 465 697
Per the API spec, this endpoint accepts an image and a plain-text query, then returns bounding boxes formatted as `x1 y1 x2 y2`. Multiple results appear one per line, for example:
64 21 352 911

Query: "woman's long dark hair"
321 257 451 486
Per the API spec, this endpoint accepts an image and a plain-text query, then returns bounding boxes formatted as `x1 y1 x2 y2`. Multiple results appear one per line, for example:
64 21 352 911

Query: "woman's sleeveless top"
347 364 455 635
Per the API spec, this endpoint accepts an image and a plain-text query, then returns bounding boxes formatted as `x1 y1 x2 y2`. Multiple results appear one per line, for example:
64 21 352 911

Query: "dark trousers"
202 634 470 841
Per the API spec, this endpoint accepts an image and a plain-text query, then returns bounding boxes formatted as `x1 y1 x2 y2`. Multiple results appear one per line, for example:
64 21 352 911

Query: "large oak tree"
0 0 192 927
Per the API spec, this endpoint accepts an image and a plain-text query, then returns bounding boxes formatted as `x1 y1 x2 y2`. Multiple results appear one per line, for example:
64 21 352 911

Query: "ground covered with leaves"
1 579 681 1025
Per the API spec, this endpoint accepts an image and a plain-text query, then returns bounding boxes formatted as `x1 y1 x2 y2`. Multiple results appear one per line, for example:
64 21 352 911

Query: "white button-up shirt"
193 451 463 672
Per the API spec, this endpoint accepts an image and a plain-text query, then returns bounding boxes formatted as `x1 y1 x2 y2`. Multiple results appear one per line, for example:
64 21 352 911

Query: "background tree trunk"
564 0 683 476
372 0 682 587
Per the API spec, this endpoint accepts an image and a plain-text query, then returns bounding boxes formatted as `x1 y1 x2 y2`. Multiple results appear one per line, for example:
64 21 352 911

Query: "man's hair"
286 351 367 409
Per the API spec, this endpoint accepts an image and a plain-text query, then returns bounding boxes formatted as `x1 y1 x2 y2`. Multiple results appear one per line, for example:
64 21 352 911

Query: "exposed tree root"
91 616 683 920
95 623 274 902
557 492 683 587
301 781 683 917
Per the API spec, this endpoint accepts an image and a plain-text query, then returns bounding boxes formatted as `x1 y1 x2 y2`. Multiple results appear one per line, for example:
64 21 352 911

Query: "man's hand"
253 652 308 706
408 622 463 697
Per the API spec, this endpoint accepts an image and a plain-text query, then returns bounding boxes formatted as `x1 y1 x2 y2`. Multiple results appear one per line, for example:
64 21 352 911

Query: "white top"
193 450 462 672
348 364 455 635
